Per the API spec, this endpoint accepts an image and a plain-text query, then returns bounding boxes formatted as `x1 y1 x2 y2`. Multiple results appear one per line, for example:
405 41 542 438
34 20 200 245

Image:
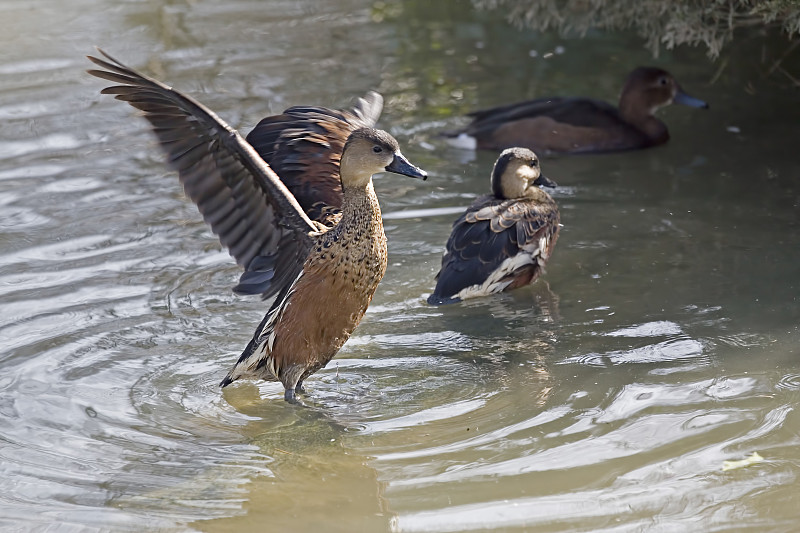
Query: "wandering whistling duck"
445 67 708 155
88 50 427 403
428 147 559 305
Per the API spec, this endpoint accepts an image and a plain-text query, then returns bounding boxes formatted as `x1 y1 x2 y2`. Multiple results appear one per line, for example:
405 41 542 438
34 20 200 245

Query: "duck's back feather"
455 97 647 153
246 93 383 224
466 97 618 128
429 195 559 304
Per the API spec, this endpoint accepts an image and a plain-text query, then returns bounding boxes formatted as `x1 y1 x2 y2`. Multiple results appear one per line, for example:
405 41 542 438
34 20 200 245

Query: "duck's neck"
619 97 669 145
339 180 383 228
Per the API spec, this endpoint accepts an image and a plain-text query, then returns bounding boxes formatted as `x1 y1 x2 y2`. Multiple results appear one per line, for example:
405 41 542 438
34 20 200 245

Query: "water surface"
1 1 799 531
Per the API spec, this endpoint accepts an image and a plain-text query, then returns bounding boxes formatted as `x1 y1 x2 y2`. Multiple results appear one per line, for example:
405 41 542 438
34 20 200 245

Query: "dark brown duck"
445 67 708 155
87 50 427 403
428 147 559 305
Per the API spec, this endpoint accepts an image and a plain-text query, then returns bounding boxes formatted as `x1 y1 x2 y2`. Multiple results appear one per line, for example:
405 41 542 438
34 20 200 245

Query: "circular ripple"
776 373 800 391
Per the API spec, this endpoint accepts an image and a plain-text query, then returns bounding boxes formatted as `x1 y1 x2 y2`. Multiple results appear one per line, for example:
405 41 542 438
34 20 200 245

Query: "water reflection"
1 0 800 531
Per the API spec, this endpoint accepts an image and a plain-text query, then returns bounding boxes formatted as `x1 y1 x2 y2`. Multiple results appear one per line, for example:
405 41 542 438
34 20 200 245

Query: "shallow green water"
1 1 799 531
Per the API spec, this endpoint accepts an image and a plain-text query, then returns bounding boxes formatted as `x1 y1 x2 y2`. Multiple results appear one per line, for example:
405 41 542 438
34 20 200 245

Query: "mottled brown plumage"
229 184 389 393
445 67 708 154
87 50 427 402
428 147 559 305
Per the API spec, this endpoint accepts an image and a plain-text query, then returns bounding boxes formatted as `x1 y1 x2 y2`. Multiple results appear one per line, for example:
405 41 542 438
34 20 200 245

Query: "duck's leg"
282 369 306 403
284 388 299 403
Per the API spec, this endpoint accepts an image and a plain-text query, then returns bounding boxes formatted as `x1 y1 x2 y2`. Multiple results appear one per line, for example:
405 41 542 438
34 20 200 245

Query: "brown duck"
445 67 708 155
428 147 559 305
87 50 427 402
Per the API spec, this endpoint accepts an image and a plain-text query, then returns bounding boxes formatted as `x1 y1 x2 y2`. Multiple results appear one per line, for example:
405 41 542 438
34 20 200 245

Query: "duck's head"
340 127 427 188
491 147 556 200
620 67 709 117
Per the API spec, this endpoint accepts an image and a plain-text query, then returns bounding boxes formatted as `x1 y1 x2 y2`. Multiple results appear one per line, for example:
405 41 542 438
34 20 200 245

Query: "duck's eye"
529 160 539 167
658 77 668 85
372 146 383 154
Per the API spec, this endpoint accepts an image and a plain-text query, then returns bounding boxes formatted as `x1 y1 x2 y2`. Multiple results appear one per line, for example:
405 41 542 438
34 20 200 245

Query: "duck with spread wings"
87 50 427 402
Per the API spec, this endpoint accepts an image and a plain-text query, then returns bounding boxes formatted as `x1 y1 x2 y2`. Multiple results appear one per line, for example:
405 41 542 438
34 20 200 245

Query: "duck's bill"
386 153 428 180
674 90 709 109
534 174 557 188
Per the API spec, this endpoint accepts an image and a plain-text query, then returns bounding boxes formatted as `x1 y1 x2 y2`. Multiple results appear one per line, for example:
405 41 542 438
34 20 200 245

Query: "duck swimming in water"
445 67 708 155
87 50 427 402
428 147 559 305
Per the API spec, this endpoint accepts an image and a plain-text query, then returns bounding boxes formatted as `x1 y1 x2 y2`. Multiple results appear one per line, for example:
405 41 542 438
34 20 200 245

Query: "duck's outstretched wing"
245 92 383 224
87 49 317 299
428 196 559 304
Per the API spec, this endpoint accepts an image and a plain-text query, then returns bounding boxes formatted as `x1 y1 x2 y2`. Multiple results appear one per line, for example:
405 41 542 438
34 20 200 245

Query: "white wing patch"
444 133 478 151
227 270 304 382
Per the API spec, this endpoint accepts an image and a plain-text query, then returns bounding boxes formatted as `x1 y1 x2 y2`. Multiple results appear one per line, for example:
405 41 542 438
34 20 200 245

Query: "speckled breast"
269 187 389 376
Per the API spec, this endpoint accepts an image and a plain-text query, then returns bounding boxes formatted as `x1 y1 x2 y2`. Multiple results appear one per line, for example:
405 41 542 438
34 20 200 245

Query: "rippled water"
1 0 799 531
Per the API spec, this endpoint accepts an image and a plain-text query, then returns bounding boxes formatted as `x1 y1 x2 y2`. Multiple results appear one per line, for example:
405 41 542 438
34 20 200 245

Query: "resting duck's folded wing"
87 49 317 299
435 199 519 293
433 197 558 299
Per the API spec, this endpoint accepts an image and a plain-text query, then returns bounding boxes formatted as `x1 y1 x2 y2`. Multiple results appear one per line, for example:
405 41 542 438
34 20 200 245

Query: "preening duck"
428 147 559 305
445 67 708 155
88 50 427 402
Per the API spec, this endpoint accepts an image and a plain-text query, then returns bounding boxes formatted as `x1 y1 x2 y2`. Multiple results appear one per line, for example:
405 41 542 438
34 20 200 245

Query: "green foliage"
473 0 800 57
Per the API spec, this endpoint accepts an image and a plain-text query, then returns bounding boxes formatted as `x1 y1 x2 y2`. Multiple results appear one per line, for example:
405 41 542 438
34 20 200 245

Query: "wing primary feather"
88 48 316 296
